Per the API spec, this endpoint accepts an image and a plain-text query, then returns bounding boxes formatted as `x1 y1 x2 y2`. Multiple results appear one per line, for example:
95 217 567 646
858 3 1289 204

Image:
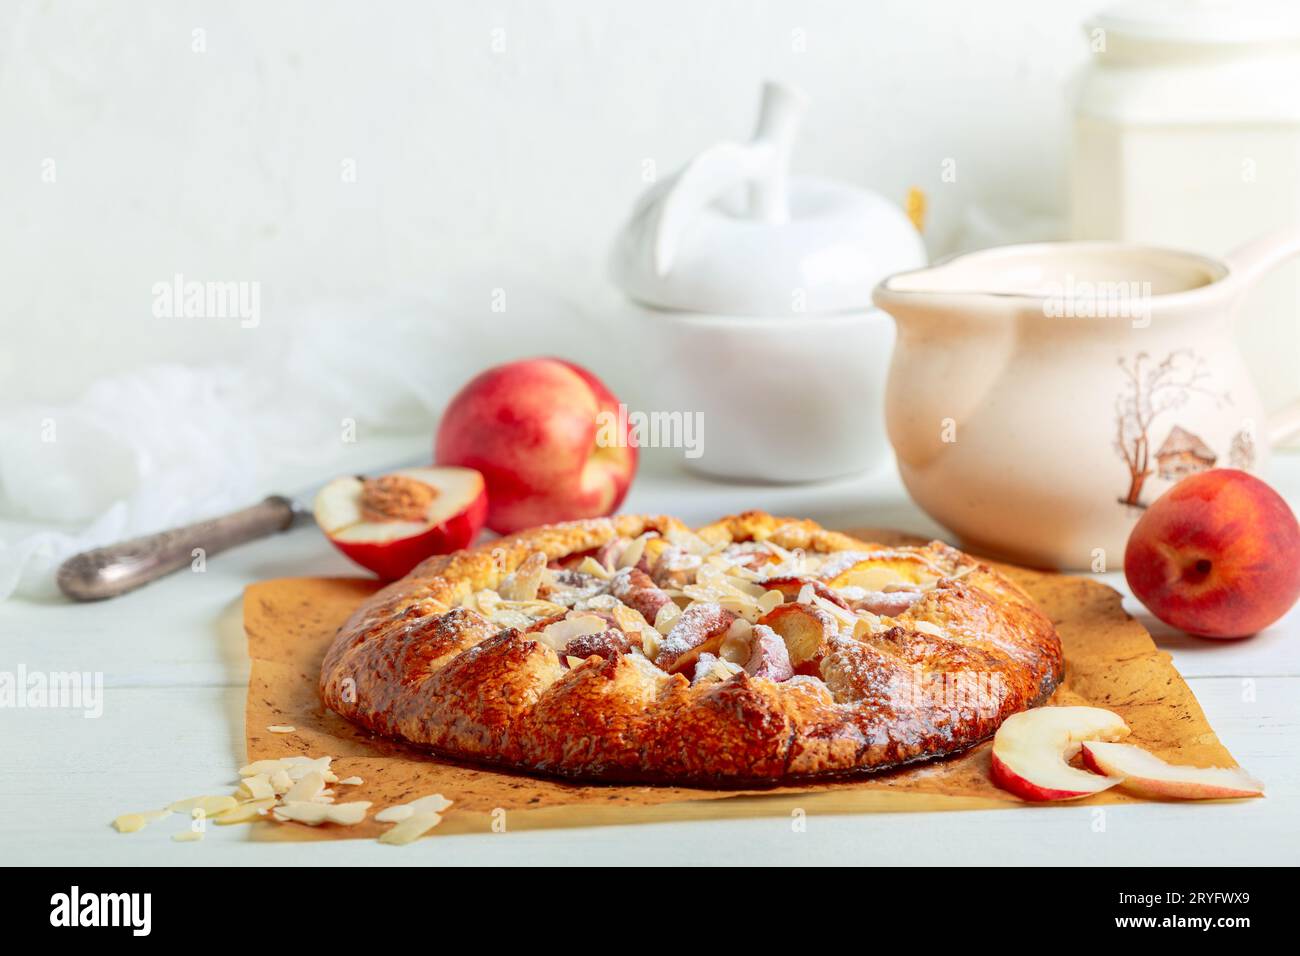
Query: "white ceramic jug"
872 231 1300 570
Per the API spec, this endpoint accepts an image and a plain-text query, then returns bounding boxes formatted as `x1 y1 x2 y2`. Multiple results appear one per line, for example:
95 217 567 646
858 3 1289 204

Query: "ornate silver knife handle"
56 496 297 601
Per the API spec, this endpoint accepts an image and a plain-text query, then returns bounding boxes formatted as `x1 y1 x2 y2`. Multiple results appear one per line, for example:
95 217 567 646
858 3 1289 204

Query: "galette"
320 512 1063 785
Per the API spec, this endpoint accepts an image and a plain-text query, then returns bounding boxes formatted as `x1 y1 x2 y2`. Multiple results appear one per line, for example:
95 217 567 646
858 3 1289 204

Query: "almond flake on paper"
214 798 277 826
374 793 454 824
378 813 444 846
282 770 326 804
273 801 371 826
266 725 296 734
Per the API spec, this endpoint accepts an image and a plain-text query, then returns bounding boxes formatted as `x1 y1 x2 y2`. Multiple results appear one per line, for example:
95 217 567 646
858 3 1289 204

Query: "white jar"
1070 0 1300 431
609 83 926 482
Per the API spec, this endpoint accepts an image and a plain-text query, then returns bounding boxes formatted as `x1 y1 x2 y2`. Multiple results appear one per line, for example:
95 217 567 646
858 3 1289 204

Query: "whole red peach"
1124 469 1300 638
435 358 637 534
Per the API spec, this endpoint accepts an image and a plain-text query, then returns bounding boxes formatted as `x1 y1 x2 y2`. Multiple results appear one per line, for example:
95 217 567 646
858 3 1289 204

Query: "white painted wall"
0 0 1103 405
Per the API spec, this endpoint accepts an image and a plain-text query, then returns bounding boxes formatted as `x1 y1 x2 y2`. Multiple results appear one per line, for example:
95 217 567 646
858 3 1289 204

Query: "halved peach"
313 466 488 580
1080 741 1263 800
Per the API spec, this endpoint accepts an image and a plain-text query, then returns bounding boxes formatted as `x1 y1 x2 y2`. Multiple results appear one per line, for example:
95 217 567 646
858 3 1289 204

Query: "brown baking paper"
241 531 1244 841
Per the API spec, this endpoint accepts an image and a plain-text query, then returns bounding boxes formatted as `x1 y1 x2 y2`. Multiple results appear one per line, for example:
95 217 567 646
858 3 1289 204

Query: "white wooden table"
4 439 1298 865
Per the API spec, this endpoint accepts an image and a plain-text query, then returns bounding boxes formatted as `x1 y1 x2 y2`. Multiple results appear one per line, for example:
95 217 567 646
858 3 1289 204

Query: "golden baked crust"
320 511 1063 785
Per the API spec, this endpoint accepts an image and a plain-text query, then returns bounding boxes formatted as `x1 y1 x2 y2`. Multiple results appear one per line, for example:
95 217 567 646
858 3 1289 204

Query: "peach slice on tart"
654 603 739 674
742 623 794 681
989 706 1131 801
756 602 839 674
1080 741 1263 800
313 467 488 580
820 552 940 592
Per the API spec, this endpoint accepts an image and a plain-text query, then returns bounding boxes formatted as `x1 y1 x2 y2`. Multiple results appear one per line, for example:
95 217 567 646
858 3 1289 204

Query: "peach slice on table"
313 467 488 580
756 602 838 672
989 706 1131 802
1080 742 1263 800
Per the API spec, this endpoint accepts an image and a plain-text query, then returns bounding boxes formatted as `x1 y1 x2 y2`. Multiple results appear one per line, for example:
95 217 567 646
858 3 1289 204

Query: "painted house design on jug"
1155 426 1217 481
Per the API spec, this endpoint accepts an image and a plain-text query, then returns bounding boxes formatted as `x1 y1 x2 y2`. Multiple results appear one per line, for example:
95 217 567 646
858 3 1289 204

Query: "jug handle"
1224 229 1300 445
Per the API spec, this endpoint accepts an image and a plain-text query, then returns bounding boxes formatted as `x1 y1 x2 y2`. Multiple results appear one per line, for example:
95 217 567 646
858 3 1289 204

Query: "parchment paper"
242 530 1243 840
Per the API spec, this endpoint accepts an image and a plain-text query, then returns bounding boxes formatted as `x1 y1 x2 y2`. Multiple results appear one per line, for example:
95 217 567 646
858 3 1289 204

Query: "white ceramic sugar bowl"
609 82 926 483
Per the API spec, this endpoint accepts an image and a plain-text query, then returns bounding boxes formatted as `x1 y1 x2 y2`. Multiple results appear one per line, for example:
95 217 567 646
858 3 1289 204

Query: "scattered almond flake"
498 552 546 601
374 805 414 824
617 534 649 570
378 812 444 846
535 613 607 651
283 770 326 804
797 583 816 605
497 598 567 616
571 594 617 615
576 556 613 580
852 615 884 640
112 809 171 833
239 759 288 777
167 795 238 816
654 601 682 634
639 628 662 660
665 527 711 556
692 654 744 685
468 588 500 616
270 769 294 794
611 601 646 630
274 801 371 826
758 589 784 614
718 618 753 663
172 830 204 843
338 776 364 786
286 756 333 779
375 793 453 824
912 620 947 638
214 798 276 826
716 595 762 623
237 773 275 801
266 725 296 734
812 593 860 633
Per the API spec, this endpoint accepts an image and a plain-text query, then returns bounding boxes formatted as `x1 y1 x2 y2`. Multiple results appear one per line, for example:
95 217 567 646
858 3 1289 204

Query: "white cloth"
0 289 600 601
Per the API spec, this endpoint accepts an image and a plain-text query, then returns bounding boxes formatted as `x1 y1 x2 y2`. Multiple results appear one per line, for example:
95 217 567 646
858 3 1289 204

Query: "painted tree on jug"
1114 350 1226 507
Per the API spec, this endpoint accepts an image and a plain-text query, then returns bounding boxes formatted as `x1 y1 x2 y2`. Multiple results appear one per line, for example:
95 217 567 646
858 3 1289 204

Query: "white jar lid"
1091 0 1300 46
609 83 926 317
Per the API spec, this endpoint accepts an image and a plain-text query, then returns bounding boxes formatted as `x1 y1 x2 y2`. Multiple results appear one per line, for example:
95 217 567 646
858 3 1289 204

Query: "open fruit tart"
320 512 1063 786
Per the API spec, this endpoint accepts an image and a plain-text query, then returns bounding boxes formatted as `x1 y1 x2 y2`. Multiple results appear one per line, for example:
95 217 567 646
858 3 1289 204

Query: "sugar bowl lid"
609 82 926 317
